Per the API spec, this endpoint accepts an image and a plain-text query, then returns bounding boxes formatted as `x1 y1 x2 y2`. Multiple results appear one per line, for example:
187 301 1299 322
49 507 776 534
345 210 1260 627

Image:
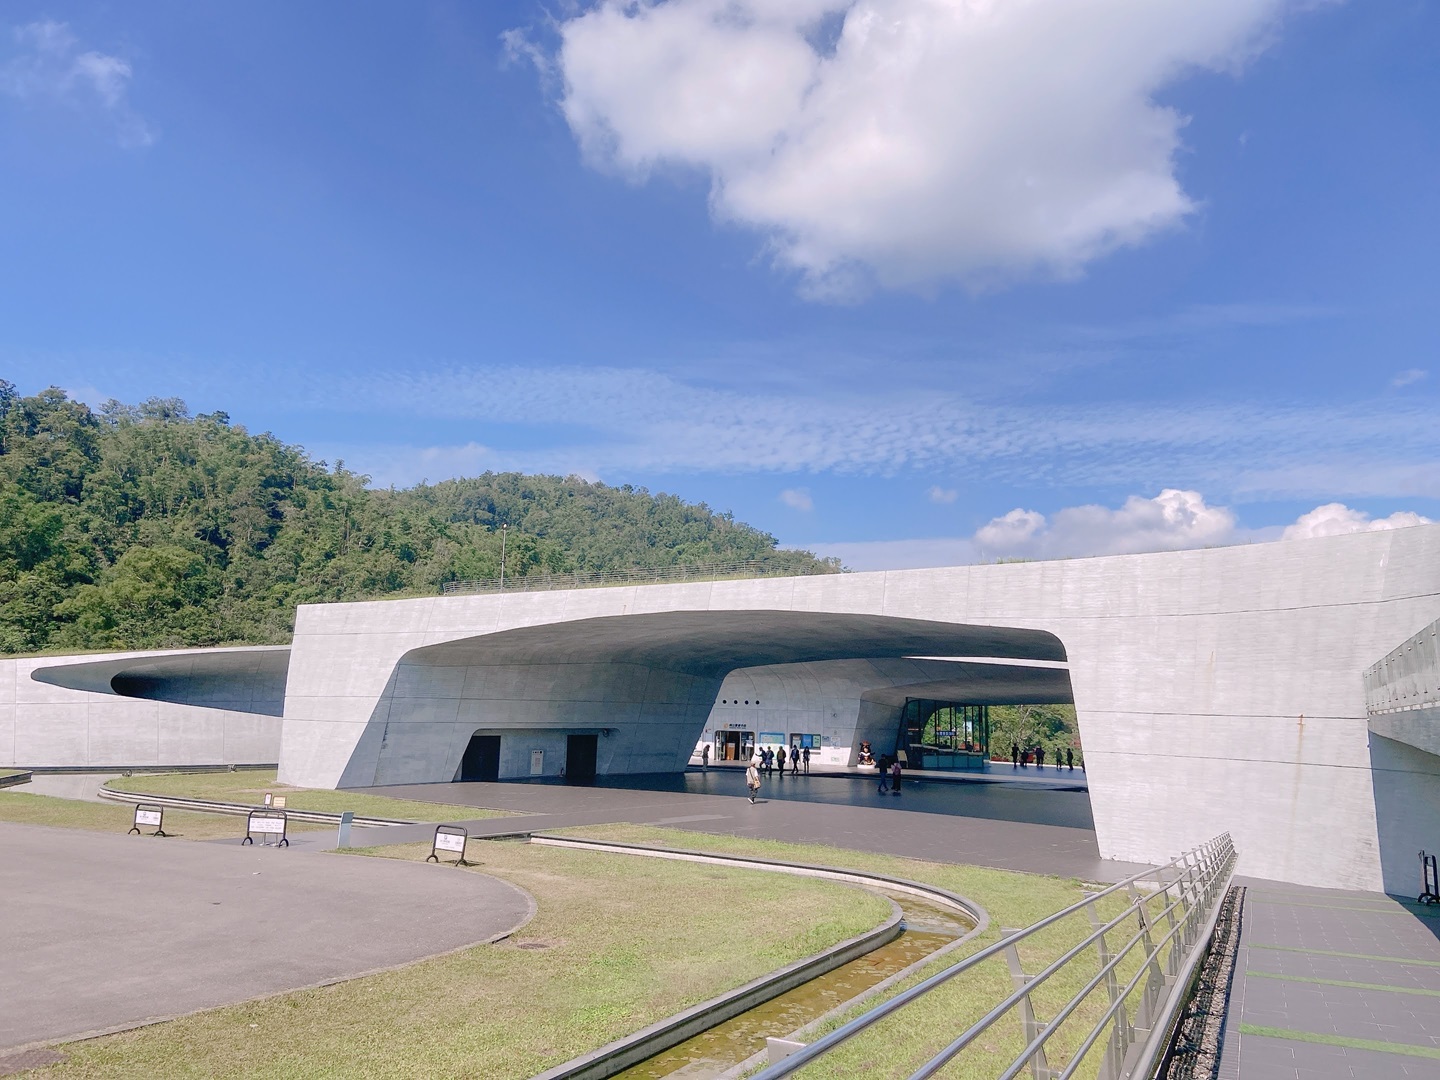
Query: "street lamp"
499 523 507 591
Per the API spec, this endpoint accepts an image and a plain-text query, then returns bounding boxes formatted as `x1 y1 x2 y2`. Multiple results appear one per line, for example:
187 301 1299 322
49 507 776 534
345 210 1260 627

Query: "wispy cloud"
1392 368 1428 389
927 486 958 504
779 488 814 512
300 362 1440 502
1 20 155 147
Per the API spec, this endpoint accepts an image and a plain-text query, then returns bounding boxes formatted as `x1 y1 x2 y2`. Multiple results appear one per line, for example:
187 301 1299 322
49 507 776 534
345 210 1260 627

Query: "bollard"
337 810 354 849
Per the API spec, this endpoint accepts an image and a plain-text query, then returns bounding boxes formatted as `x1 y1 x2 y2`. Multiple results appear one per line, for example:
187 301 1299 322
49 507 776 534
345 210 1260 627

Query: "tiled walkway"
1219 878 1440 1079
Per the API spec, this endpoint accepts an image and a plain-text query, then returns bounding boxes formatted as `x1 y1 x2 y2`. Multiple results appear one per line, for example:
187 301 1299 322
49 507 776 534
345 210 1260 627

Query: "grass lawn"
0 790 327 841
104 769 511 822
554 825 1165 1080
29 839 892 1079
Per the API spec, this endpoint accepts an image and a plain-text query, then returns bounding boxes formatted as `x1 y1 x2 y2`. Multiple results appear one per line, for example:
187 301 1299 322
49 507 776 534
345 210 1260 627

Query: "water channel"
613 892 971 1079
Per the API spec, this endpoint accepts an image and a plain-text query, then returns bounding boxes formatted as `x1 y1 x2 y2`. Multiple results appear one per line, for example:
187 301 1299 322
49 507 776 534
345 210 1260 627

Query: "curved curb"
5 853 538 1061
527 835 989 1080
97 788 415 827
0 771 33 789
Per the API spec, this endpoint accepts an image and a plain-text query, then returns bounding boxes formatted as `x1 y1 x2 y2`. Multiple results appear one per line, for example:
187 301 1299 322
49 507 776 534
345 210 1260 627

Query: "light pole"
499 523 507 591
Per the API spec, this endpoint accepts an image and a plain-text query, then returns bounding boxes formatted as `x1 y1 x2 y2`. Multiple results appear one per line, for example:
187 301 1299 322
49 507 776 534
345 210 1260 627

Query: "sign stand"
128 804 168 837
242 809 289 847
427 824 472 866
1421 851 1440 905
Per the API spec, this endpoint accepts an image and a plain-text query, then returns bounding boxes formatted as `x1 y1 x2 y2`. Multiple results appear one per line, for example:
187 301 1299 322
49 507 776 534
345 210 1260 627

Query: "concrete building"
5 525 1439 892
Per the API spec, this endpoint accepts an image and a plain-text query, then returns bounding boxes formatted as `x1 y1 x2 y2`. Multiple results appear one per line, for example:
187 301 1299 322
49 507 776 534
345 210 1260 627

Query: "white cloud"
2 20 155 147
973 489 1237 559
1281 503 1432 541
544 0 1306 296
780 487 814 511
927 485 958 504
805 492 1436 569
1391 368 1428 388
297 363 1440 502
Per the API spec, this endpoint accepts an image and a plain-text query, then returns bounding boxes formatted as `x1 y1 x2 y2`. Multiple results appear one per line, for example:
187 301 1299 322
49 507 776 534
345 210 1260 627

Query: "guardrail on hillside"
754 832 1238 1080
441 559 840 595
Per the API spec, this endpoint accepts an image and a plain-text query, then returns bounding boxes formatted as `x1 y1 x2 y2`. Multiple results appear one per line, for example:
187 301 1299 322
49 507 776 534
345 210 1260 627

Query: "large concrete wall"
1 648 285 769
280 525 1440 890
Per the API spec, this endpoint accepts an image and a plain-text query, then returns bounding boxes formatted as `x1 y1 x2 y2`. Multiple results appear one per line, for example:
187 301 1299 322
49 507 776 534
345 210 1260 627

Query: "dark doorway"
459 734 501 782
566 734 598 785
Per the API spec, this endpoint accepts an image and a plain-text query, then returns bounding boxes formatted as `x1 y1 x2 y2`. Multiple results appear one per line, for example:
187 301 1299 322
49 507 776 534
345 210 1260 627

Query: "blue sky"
1 1 1436 568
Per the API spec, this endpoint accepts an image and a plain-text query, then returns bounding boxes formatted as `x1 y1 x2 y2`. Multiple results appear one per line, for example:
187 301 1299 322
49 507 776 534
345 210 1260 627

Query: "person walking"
890 758 902 795
793 747 802 776
746 757 761 804
701 743 710 772
1066 747 1074 771
802 746 810 774
1011 741 1019 767
1036 745 1046 770
878 756 890 793
776 745 787 777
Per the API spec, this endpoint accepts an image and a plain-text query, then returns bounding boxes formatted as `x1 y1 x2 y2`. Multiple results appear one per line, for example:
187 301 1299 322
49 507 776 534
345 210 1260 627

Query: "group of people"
1009 742 1080 770
744 744 811 802
756 744 809 776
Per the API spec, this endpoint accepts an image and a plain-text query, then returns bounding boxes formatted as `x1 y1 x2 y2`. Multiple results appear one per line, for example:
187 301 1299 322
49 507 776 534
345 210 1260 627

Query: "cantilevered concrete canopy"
31 646 290 716
406 610 1067 673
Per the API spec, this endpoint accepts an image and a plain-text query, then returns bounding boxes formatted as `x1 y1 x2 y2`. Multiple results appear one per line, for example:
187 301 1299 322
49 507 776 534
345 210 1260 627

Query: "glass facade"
898 700 990 771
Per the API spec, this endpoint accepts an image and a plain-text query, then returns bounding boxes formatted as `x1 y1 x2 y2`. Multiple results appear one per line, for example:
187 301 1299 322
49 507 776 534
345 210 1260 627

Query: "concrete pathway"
361 771 1145 882
0 821 533 1053
1218 877 1440 1078
3 773 119 803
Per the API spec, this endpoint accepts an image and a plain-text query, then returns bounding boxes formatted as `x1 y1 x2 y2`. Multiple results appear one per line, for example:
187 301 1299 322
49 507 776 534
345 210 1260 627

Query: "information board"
530 749 544 776
129 804 167 836
427 825 472 866
243 810 289 846
272 795 287 809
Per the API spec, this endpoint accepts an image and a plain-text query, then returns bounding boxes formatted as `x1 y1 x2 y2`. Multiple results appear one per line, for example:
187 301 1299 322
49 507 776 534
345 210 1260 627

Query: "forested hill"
0 383 839 654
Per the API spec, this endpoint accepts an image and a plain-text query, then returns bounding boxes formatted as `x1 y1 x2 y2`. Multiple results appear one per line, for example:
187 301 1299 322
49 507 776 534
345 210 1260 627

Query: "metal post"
337 810 354 848
1001 930 1053 1080
499 523 507 591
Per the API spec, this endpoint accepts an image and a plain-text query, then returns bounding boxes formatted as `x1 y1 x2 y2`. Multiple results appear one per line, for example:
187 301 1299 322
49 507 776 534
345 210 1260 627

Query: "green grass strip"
1249 943 1440 968
1247 970 1440 997
1239 1024 1440 1060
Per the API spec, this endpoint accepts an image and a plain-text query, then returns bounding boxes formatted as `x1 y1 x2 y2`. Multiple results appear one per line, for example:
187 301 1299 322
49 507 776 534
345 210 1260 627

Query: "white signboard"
530 749 544 776
135 807 162 828
249 814 286 834
435 830 467 854
272 795 287 809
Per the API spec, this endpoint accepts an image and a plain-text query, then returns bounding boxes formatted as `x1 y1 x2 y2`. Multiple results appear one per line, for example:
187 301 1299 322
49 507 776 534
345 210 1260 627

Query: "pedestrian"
701 743 710 772
802 745 810 774
891 758 902 795
1011 741 1019 767
793 747 802 775
777 745 787 776
766 747 775 775
878 756 890 793
1036 745 1046 770
1066 747 1073 771
746 757 761 804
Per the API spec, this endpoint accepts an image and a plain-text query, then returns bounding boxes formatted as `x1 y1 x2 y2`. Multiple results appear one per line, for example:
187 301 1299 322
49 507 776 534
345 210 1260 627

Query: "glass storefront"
898 700 990 771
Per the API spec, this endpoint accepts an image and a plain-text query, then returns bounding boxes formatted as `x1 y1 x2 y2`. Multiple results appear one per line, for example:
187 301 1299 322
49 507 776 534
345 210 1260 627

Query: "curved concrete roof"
406 610 1067 676
30 646 290 716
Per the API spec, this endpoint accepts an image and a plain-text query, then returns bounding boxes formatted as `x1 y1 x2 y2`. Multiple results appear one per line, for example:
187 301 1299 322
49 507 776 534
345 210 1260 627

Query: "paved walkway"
362 770 1146 882
1218 877 1440 1078
0 822 533 1053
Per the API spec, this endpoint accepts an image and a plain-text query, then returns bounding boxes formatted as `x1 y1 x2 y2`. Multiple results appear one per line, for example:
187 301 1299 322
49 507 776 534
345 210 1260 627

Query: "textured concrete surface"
0 647 284 771
1367 615 1440 758
1218 877 1440 1078
0 822 533 1052
360 773 1150 882
279 525 1440 890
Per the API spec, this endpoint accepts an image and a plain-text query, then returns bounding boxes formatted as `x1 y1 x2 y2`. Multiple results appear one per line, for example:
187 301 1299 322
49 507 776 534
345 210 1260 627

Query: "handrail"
752 833 1237 1080
440 558 839 595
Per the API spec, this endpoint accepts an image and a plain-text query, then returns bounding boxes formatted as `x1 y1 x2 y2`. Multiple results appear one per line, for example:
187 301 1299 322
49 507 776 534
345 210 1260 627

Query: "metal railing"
440 558 840 596
754 833 1238 1080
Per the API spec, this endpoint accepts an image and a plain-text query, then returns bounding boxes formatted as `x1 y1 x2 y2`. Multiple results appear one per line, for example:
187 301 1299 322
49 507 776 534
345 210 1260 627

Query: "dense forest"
0 383 838 654
988 703 1083 763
